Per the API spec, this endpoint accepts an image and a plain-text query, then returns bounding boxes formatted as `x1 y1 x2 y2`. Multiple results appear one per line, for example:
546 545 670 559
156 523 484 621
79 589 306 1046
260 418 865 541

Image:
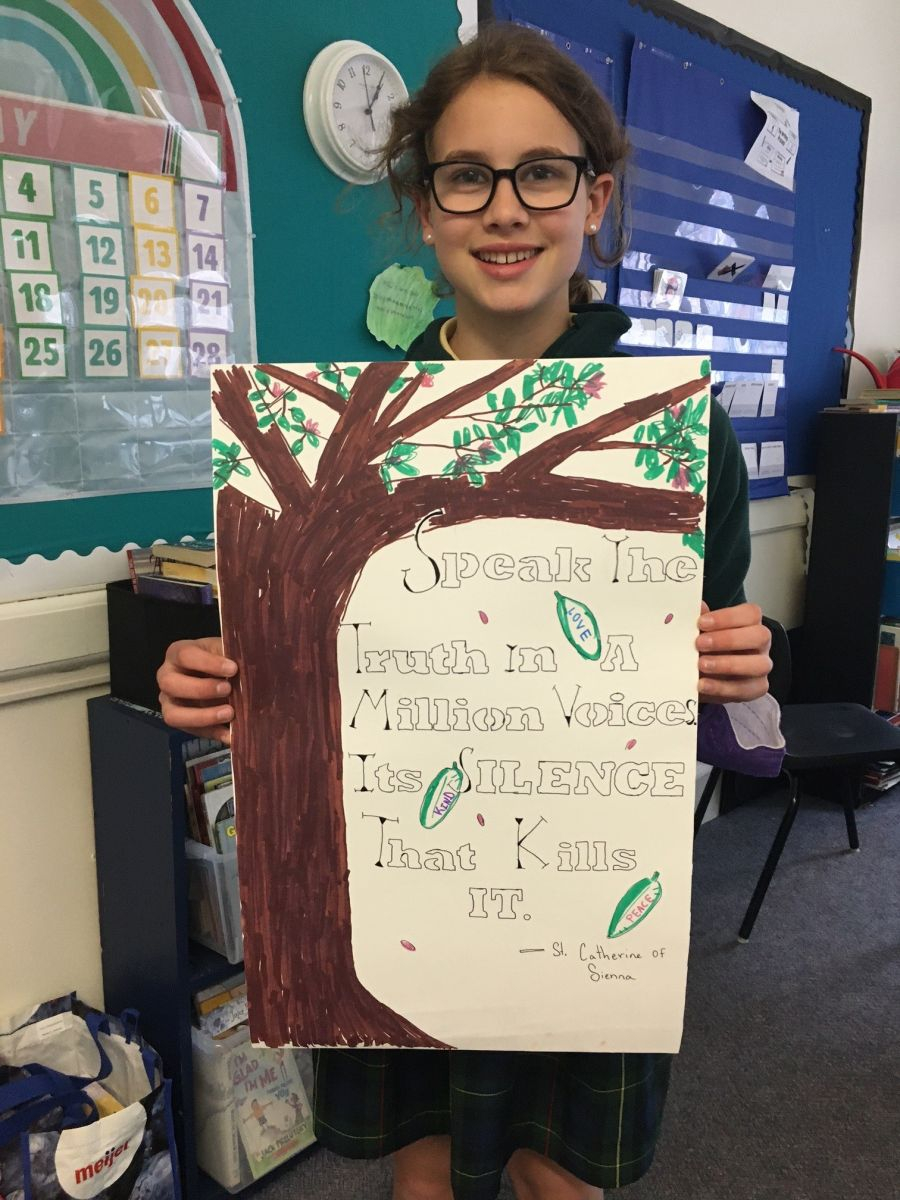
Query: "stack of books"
126 538 218 604
862 759 900 793
839 389 900 411
185 745 235 852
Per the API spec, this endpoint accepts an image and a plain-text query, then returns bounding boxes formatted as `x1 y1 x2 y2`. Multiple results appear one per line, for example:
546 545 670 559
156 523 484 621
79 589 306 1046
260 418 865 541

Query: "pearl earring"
424 233 433 243
587 224 597 234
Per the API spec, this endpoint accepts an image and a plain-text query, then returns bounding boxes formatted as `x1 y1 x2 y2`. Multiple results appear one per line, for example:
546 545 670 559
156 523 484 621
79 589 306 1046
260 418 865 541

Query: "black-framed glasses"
425 155 592 214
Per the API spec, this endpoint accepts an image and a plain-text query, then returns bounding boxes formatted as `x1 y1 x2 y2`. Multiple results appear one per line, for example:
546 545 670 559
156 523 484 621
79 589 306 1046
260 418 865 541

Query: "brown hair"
380 22 631 304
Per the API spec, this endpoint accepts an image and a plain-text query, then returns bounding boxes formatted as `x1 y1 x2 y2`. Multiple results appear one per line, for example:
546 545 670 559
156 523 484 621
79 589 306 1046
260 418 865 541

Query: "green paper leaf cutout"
607 872 662 938
554 591 602 660
420 762 465 829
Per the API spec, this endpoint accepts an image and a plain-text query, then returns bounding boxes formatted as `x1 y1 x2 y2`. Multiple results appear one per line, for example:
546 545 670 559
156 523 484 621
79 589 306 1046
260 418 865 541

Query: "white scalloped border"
0 535 213 603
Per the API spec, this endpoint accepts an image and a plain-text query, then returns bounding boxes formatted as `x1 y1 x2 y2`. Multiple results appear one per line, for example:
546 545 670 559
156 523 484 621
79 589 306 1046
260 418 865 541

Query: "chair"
694 616 900 942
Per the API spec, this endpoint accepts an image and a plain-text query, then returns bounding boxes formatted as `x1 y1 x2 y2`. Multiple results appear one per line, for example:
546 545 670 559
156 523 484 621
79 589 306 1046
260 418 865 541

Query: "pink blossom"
303 419 320 435
672 465 691 490
670 404 684 420
269 381 287 398
581 375 606 398
420 373 435 387
305 370 320 382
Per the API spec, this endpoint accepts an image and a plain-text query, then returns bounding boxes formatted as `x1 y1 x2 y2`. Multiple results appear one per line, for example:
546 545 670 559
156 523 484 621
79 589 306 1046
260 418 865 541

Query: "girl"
158 23 771 1200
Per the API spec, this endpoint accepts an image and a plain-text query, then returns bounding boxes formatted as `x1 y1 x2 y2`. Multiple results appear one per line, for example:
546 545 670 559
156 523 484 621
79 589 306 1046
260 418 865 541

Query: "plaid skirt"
313 1048 672 1198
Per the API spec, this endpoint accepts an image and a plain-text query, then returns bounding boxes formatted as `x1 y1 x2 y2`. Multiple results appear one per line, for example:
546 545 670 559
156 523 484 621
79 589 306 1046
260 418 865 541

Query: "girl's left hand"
696 601 772 704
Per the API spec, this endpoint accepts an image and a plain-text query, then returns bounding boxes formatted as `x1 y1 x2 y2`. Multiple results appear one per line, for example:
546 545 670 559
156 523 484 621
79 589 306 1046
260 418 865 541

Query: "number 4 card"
2 159 54 217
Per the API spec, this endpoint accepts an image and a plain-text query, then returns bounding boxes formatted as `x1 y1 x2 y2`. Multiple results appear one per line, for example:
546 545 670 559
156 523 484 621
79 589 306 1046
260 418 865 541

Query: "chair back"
762 615 791 705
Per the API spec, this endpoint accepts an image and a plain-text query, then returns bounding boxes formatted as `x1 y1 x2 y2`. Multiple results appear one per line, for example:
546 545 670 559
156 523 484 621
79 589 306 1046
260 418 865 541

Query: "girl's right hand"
157 636 238 744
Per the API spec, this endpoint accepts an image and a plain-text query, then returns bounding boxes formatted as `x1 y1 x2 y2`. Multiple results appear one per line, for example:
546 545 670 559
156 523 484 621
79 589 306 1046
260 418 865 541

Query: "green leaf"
337 383 350 399
254 402 267 412
522 373 536 401
290 407 306 423
560 361 575 388
235 463 251 476
212 439 234 455
461 426 472 447
322 371 339 383
634 424 645 442
647 423 661 442
290 439 305 454
277 416 290 430
425 362 444 375
248 389 263 402
563 405 578 428
467 468 485 487
501 387 516 412
258 415 274 428
536 405 546 423
577 361 604 382
452 429 462 448
542 360 563 384
315 361 331 371
473 424 485 440
284 391 297 403
645 463 665 480
395 461 419 476
486 392 498 410
682 530 705 558
488 423 504 446
308 434 320 448
507 429 521 455
519 422 538 433
254 369 270 384
389 378 406 393
701 358 711 376
344 365 361 376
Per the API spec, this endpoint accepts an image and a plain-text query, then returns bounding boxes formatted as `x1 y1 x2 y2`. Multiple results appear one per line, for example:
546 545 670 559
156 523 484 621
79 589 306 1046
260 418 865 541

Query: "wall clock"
303 40 409 185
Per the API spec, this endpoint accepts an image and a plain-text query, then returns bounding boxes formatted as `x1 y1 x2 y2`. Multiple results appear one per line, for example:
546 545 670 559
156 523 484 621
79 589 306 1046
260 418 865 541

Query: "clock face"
329 52 406 172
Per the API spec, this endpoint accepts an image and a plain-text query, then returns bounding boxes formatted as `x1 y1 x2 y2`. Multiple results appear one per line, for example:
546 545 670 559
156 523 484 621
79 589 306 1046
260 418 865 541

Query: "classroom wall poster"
211 355 711 1053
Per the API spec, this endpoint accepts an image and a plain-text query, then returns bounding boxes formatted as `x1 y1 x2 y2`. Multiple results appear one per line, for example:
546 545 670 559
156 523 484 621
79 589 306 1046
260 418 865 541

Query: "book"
126 548 155 591
158 558 219 591
231 1043 315 1179
201 783 235 849
873 642 900 711
151 538 216 568
185 749 233 846
215 814 237 853
135 573 215 604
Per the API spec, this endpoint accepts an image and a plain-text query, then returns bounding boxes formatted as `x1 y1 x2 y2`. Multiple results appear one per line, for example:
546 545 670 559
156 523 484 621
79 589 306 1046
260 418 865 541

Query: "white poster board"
212 354 710 1053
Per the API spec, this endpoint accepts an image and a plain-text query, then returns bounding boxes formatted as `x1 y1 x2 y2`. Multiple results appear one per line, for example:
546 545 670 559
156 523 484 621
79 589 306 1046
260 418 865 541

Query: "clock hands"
361 72 377 133
369 71 386 108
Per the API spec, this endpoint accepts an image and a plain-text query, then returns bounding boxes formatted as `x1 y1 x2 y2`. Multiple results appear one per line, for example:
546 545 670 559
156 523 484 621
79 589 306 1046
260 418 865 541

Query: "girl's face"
417 76 613 332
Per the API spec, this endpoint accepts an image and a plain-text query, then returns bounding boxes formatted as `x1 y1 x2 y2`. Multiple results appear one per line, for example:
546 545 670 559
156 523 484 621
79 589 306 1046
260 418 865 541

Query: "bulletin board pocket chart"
0 0 255 568
0 106 251 506
491 0 870 493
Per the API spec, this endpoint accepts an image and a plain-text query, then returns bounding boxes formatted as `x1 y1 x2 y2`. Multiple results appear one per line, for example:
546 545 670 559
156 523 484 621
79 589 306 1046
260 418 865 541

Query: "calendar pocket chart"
0 90 252 504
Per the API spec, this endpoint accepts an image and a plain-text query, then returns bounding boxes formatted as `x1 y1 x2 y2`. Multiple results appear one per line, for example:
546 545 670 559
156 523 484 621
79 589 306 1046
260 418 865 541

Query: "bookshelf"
87 696 315 1199
798 410 898 706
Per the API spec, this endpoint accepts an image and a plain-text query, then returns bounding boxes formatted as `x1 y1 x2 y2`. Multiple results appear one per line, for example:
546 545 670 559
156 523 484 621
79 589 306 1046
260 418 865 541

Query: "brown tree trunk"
219 493 447 1048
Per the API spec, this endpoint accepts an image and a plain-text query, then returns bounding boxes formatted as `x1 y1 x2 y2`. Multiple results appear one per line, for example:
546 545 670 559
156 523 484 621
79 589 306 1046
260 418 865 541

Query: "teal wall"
193 0 458 362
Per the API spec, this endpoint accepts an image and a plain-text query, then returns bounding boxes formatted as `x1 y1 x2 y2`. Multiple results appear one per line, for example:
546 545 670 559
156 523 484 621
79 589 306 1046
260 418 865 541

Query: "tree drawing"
211 357 708 1049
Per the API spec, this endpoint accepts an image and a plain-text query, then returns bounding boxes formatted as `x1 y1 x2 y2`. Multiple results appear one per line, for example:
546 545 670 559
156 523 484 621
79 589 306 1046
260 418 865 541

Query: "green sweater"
407 303 750 610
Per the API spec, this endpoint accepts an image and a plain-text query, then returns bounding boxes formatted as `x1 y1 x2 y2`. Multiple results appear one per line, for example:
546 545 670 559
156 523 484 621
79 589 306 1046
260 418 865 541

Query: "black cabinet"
799 410 899 705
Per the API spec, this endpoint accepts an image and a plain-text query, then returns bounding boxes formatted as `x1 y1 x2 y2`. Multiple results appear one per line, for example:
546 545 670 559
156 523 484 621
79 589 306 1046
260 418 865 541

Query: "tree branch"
503 376 707 484
212 365 312 514
317 361 407 482
372 360 535 457
373 370 427 440
373 467 703 541
257 363 346 416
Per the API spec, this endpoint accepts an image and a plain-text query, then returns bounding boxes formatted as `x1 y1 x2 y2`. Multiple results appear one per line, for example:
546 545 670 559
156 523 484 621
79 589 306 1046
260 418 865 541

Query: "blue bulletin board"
490 0 870 496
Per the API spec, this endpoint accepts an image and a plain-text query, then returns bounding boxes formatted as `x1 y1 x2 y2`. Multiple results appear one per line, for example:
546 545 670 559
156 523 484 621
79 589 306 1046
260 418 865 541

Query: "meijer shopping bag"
0 994 179 1200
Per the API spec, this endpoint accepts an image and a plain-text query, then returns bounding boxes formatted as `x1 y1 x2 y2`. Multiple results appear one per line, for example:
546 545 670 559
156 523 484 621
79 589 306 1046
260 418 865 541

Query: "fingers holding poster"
211 355 710 1054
